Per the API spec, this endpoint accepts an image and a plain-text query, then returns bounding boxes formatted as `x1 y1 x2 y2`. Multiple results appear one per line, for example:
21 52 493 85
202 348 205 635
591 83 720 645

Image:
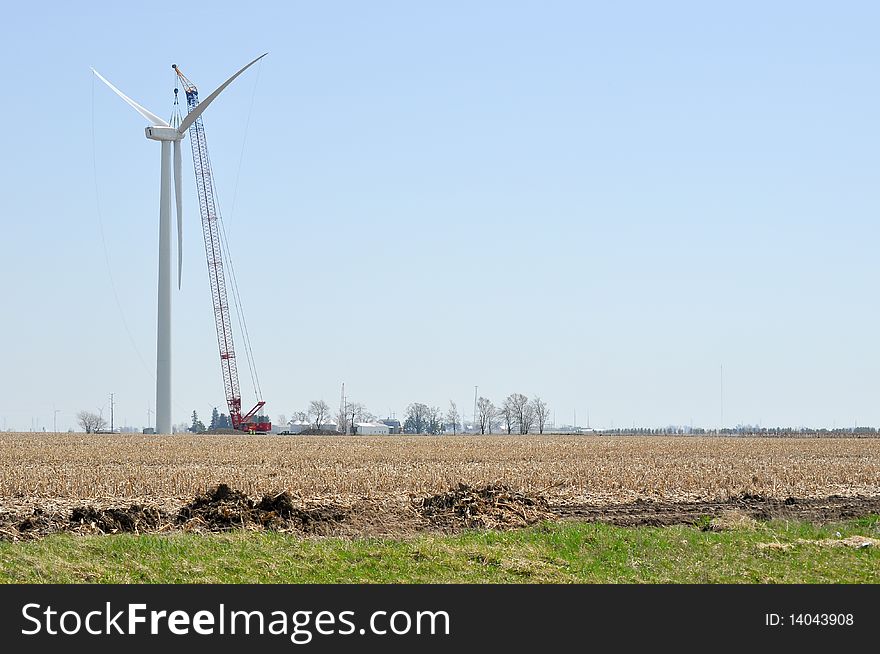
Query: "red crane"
173 64 270 434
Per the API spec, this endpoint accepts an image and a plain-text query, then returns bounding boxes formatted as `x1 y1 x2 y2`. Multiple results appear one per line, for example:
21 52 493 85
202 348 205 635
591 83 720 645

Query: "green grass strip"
1 517 878 584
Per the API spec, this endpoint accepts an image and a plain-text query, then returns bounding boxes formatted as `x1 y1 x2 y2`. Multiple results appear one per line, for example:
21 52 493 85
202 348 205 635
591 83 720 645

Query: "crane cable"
209 59 265 403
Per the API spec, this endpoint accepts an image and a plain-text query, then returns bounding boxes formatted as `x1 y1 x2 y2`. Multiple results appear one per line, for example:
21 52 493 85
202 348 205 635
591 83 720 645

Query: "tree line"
76 393 551 435
404 394 549 435
187 408 233 433
186 394 551 435
277 399 378 433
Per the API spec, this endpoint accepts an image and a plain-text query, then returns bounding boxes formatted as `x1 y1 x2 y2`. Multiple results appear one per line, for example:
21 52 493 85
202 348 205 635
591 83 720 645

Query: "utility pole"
110 393 115 434
720 364 723 434
340 382 346 435
473 386 478 434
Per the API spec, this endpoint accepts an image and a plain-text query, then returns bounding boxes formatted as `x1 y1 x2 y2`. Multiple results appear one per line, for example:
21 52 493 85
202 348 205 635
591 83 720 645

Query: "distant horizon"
6 420 879 435
3 381 878 434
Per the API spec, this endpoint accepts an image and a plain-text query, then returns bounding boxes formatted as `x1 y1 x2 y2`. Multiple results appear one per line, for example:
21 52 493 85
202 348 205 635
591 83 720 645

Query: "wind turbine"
92 54 267 434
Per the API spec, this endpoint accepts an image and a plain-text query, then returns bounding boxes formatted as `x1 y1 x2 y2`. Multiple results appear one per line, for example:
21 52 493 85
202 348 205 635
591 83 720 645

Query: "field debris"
756 542 794 551
702 509 759 532
555 493 880 527
799 535 879 549
1 482 880 541
417 483 553 530
758 535 879 551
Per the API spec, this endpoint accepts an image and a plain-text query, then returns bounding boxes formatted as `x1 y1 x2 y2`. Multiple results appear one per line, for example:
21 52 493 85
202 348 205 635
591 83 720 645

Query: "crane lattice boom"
174 65 268 433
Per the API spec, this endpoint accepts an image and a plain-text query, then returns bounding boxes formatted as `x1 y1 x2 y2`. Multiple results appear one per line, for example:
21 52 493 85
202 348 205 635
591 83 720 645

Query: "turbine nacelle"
146 126 184 141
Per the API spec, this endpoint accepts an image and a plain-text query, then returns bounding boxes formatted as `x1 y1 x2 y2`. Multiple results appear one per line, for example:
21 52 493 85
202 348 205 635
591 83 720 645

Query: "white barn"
283 420 310 434
355 421 391 435
283 419 340 433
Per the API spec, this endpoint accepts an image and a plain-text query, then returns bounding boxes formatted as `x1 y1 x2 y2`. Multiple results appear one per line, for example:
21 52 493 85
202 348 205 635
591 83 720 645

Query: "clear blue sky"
1 1 877 431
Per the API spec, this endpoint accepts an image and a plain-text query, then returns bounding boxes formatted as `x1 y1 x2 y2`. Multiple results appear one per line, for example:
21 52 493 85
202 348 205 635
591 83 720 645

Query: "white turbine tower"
92 54 267 434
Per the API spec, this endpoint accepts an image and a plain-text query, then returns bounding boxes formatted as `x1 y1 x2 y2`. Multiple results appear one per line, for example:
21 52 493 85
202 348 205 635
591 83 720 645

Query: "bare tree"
487 406 499 433
276 414 287 430
521 403 535 434
76 410 106 434
445 401 460 435
427 406 444 435
506 393 530 434
499 396 516 434
308 400 331 430
341 401 369 434
476 397 496 435
291 411 307 423
531 397 549 434
404 403 430 434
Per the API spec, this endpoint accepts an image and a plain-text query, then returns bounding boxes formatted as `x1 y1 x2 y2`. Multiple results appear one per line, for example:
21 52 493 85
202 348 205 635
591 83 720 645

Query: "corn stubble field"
3 433 879 501
1 433 879 539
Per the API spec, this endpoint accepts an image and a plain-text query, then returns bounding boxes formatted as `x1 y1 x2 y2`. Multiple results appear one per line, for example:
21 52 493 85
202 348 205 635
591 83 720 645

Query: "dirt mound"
4 487 880 540
70 505 164 534
175 485 348 533
176 484 258 530
417 483 553 530
15 508 62 536
255 490 295 523
256 492 348 533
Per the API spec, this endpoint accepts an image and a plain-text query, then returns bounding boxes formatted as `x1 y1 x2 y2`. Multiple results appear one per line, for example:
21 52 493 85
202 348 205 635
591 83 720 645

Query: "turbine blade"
174 139 183 289
178 53 267 133
91 68 170 127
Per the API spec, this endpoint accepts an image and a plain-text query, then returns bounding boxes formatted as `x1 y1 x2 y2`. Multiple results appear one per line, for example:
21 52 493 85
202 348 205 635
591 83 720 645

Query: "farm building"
283 420 311 434
281 419 340 434
381 418 402 434
355 422 391 435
